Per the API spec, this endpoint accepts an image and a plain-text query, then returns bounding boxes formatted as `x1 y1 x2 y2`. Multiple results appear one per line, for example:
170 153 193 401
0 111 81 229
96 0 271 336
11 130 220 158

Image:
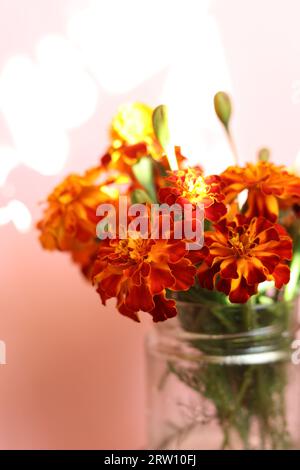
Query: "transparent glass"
146 299 300 450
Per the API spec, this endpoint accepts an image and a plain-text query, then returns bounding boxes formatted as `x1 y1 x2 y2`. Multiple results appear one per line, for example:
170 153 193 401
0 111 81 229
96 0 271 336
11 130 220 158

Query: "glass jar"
146 298 300 450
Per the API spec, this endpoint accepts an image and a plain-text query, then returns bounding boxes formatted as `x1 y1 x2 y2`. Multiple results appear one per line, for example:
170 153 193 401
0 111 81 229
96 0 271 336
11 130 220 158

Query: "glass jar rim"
150 297 298 364
155 297 298 341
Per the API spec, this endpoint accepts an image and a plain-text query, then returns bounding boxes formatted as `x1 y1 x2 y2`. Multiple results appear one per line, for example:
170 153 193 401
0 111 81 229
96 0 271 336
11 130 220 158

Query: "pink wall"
0 0 300 449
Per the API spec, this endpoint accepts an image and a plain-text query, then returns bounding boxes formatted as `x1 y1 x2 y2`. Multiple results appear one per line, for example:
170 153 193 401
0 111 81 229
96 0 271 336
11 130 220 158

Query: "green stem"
226 127 239 166
242 300 256 331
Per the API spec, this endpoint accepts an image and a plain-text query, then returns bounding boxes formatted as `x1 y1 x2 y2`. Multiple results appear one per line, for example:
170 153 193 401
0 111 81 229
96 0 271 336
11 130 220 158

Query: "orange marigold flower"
221 161 300 222
197 215 292 303
101 142 151 170
93 235 197 322
37 167 123 252
159 168 226 222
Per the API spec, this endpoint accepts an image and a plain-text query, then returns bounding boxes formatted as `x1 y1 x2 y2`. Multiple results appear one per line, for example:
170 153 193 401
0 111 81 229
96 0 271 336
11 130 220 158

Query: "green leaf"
152 105 170 150
132 156 157 202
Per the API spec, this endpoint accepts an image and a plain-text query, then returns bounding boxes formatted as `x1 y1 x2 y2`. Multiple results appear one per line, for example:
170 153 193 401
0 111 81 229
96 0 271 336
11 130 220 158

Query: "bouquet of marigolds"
38 95 300 449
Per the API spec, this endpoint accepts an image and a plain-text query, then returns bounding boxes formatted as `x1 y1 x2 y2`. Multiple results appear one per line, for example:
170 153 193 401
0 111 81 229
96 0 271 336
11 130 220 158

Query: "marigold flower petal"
149 294 177 322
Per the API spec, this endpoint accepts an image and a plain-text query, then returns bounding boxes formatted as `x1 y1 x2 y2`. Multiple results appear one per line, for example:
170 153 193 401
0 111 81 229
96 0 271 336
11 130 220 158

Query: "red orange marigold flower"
197 215 292 303
221 161 300 222
92 235 197 322
159 168 227 222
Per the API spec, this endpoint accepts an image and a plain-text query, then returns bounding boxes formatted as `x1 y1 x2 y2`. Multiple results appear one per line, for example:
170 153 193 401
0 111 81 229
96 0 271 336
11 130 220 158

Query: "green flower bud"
152 105 170 150
214 92 232 129
258 148 270 162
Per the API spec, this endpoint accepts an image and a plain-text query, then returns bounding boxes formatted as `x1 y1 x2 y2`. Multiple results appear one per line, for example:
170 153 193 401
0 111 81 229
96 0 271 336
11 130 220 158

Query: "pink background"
1 0 300 449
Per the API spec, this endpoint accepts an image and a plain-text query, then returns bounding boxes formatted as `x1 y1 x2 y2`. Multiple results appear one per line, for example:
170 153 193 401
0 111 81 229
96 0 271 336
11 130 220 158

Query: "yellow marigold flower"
101 103 166 172
111 102 153 145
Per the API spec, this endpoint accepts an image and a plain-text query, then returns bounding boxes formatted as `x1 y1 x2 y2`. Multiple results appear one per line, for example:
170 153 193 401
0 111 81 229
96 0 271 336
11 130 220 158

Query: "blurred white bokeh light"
67 0 209 94
0 0 232 234
0 146 19 186
0 56 68 175
67 0 233 173
36 34 99 130
0 199 32 232
161 5 234 174
0 35 99 178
